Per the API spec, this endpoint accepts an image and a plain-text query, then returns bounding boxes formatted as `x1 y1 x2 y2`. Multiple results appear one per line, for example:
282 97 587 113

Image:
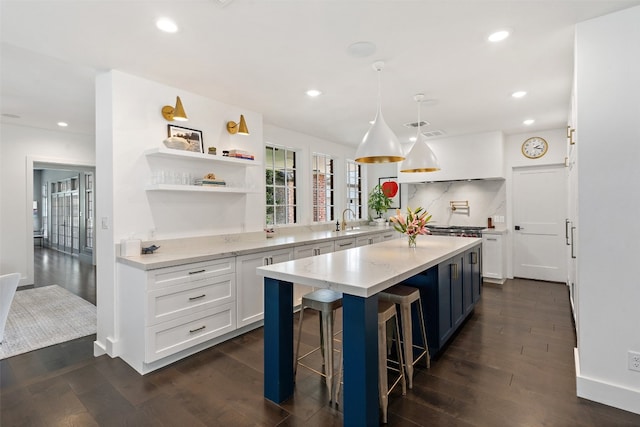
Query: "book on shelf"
228 153 255 160
194 178 226 186
228 149 254 160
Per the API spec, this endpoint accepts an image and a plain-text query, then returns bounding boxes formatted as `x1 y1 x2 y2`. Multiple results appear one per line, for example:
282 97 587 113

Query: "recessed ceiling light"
512 91 527 98
156 18 178 33
488 30 510 42
306 89 322 97
409 136 417 142
57 122 68 127
346 41 376 58
523 119 535 126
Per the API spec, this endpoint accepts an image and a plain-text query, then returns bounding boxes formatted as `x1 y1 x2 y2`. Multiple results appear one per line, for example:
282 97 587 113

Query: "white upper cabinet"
398 131 505 183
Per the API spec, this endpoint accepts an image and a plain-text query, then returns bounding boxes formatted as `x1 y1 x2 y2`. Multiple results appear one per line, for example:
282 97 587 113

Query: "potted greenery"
368 184 392 222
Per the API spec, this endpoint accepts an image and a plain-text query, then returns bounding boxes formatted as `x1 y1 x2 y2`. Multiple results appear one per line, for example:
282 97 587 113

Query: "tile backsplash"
405 180 506 227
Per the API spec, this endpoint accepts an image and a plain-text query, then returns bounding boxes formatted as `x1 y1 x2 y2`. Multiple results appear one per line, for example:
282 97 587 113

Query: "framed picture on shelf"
167 125 204 153
379 177 401 210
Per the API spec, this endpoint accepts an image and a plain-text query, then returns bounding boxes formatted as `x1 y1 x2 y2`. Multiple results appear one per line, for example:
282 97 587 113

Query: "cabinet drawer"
150 258 235 290
334 237 356 251
146 273 235 325
145 303 236 363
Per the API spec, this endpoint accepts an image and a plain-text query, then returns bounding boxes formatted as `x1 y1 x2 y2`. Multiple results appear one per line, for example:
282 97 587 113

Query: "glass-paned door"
57 194 66 249
51 192 59 245
50 179 81 254
85 173 94 250
64 193 72 249
71 191 79 250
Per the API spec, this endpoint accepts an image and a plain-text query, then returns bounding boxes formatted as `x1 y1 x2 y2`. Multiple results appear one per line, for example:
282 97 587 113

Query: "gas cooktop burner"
427 225 485 230
426 225 485 237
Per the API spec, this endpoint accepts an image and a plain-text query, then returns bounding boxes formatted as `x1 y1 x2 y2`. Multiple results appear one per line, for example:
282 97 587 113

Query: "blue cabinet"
402 243 482 357
463 246 482 316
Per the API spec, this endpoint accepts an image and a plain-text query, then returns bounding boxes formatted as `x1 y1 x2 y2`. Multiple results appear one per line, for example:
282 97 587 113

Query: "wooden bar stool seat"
379 284 430 389
294 289 343 402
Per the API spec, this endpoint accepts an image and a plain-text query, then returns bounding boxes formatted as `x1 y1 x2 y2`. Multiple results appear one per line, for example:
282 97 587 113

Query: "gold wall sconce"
226 114 249 135
161 96 188 121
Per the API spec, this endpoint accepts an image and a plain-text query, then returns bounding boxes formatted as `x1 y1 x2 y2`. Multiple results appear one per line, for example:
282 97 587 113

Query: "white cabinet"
482 232 506 284
356 235 380 247
236 247 293 327
117 257 236 374
379 230 397 241
398 131 504 183
293 241 335 306
116 227 405 374
334 237 356 251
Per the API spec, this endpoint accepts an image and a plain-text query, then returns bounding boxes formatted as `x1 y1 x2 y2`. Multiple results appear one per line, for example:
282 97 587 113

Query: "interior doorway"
513 164 567 282
29 160 96 304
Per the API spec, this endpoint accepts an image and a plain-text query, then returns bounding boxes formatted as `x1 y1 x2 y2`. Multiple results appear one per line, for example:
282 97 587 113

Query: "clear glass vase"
408 234 417 248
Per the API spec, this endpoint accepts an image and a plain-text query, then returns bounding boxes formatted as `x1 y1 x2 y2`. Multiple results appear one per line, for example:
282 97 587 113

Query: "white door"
513 165 567 282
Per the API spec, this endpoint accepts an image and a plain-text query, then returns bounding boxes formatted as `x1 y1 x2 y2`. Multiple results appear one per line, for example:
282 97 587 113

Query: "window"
265 144 297 225
312 153 334 222
346 160 363 219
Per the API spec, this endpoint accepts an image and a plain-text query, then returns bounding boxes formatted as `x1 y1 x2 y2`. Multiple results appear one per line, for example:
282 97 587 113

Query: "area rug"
0 285 96 359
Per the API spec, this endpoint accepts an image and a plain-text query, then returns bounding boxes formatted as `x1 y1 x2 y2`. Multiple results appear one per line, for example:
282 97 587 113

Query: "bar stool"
336 300 406 423
378 300 407 423
379 284 430 389
294 289 343 402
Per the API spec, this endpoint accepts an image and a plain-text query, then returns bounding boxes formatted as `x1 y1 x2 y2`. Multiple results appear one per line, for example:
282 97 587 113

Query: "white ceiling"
2 1 639 146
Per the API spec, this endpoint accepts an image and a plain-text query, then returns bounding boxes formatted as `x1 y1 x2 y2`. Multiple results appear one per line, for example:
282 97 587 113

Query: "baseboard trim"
575 348 640 415
94 340 106 357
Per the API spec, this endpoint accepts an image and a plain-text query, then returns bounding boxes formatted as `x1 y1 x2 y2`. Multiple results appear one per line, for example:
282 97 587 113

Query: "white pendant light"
400 93 440 173
355 61 404 164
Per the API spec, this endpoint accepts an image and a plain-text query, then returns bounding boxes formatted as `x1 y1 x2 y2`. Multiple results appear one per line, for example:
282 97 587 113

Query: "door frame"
26 157 96 285
511 163 568 282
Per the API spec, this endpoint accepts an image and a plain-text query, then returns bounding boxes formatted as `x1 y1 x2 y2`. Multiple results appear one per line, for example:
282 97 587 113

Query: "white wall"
0 123 94 284
575 6 640 414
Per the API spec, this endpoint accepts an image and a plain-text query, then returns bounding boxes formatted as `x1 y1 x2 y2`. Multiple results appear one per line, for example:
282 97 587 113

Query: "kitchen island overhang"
257 235 482 426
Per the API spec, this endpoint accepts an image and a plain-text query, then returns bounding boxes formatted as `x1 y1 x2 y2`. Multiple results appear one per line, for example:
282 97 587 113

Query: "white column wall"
574 6 640 414
95 70 265 356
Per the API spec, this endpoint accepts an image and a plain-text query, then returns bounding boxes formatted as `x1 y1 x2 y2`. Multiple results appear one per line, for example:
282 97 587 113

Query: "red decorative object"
381 180 398 198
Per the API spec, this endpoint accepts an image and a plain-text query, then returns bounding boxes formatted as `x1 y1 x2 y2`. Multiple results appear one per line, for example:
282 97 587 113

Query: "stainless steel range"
426 225 485 238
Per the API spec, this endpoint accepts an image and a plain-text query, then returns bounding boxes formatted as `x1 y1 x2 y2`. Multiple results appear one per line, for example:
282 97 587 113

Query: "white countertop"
481 226 509 235
116 226 396 270
257 235 481 298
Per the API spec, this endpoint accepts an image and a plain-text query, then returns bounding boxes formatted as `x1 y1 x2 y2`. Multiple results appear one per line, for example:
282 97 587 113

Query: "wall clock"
521 136 548 159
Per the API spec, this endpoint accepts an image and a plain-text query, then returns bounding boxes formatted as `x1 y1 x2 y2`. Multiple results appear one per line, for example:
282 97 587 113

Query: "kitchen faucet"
341 208 356 231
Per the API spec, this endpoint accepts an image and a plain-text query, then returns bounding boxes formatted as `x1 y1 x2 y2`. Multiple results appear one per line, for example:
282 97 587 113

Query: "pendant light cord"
377 67 382 110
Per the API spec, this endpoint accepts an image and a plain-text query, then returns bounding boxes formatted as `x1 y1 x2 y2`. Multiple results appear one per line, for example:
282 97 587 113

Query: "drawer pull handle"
486 237 497 241
189 294 206 301
189 326 206 333
339 242 352 247
188 269 206 275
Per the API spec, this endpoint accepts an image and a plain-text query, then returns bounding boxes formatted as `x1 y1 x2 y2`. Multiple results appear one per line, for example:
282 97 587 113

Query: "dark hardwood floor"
30 246 96 304
3 274 640 425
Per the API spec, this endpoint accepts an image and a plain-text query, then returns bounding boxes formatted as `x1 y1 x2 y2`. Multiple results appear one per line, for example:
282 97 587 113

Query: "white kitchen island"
257 235 481 427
